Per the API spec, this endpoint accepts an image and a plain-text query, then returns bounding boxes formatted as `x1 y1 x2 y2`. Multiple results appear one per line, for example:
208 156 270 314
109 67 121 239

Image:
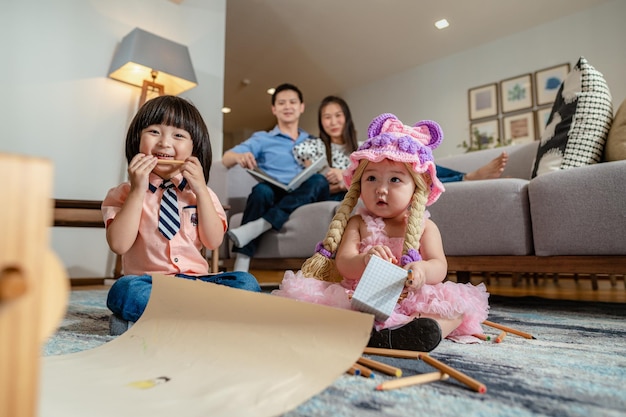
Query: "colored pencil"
347 365 361 376
358 356 402 377
406 269 413 287
156 159 185 165
418 353 487 394
363 347 422 359
375 372 449 391
483 320 535 339
494 331 507 343
472 333 491 341
352 363 375 378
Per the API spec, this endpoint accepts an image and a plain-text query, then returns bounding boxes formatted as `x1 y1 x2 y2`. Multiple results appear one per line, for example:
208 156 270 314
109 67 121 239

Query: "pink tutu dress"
273 209 490 338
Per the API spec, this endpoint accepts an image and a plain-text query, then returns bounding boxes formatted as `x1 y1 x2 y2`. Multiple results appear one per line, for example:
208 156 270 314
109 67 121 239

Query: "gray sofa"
209 142 626 286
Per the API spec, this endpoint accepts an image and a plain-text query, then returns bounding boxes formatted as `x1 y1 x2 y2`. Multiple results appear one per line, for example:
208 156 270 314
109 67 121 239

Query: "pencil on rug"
483 320 535 339
363 347 422 360
347 365 361 376
375 372 449 391
418 353 487 394
494 331 507 343
358 356 402 377
352 363 375 378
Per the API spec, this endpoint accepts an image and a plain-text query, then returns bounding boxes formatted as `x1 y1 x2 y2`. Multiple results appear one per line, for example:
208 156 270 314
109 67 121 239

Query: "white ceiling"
186 0 611 136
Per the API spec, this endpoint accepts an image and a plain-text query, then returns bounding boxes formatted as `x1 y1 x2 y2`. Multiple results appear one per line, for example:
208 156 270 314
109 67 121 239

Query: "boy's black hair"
271 83 303 105
125 95 212 182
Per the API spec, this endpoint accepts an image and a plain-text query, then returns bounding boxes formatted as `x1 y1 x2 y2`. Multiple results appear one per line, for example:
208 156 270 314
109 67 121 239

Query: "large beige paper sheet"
39 275 373 417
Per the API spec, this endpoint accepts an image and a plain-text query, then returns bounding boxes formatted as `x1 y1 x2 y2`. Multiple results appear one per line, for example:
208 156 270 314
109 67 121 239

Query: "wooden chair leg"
211 249 219 274
511 272 521 287
456 271 471 284
590 274 598 291
113 254 123 278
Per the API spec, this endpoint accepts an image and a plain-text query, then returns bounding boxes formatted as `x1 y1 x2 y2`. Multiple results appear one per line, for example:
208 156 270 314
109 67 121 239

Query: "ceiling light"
435 19 449 30
267 88 275 95
221 107 231 114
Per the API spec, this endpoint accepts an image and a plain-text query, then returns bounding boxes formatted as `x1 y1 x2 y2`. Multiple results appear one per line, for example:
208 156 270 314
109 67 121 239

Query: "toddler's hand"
364 245 397 265
405 267 426 290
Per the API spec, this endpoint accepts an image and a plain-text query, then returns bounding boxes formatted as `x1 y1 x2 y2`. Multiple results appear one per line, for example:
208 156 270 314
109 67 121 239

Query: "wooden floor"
72 270 626 303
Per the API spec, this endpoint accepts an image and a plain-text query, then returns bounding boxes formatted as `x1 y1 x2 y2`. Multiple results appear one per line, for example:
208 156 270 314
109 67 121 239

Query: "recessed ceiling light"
267 88 275 95
435 19 449 29
221 107 231 114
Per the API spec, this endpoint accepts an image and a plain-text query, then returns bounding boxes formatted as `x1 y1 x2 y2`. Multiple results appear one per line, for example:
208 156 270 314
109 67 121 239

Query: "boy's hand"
128 153 157 192
180 157 206 194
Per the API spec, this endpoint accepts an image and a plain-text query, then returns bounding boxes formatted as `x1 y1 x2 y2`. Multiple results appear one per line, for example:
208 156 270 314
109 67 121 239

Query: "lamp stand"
138 79 165 108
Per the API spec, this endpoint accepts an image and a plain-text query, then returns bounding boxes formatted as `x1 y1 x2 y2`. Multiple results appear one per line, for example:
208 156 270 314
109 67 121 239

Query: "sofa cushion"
531 57 613 178
428 179 533 256
604 99 626 161
228 201 340 259
529 159 626 256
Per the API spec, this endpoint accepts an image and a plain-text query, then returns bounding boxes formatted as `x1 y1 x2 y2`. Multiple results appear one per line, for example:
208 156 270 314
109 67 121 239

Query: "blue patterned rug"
43 291 626 417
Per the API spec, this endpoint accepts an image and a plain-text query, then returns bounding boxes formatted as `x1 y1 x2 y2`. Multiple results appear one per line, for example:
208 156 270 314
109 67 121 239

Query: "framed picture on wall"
500 73 533 113
470 118 500 150
535 106 553 139
468 83 498 120
503 111 535 145
534 63 570 106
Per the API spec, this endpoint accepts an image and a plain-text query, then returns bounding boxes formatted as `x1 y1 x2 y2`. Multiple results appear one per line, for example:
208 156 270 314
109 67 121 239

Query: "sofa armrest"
529 160 626 256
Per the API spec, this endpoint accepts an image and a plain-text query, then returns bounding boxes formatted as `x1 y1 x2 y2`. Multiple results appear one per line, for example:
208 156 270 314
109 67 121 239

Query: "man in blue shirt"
222 83 329 271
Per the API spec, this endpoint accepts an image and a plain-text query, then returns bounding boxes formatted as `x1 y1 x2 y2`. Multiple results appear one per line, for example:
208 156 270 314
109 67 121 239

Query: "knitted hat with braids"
301 113 445 282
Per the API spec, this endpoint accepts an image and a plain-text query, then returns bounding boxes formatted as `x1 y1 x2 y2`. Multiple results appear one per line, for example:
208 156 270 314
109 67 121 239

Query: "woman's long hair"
317 96 358 167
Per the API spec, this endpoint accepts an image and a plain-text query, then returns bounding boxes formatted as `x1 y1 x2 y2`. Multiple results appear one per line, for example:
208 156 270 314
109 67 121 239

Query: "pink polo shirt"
102 172 227 276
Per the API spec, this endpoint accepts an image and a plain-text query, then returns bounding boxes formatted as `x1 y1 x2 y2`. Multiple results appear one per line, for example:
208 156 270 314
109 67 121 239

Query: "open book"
246 157 328 192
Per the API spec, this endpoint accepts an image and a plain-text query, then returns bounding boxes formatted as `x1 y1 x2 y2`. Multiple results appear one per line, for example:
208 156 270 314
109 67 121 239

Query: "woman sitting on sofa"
292 96 358 201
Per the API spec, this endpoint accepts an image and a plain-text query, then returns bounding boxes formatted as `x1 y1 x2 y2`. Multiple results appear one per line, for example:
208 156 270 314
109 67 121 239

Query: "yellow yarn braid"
403 169 430 256
300 161 367 282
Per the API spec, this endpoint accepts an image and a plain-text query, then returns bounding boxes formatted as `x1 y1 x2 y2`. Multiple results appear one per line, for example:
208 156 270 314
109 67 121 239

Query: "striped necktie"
158 180 180 240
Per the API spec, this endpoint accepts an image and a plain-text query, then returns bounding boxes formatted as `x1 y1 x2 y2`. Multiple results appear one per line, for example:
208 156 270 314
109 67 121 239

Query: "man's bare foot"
464 152 508 181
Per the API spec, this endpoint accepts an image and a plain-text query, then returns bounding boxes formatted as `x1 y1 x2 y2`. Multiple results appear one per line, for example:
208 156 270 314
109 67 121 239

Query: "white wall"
0 0 226 278
302 0 626 159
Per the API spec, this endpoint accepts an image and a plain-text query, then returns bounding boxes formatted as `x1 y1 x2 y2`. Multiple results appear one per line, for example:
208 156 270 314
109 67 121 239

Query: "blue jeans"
328 191 346 201
107 272 261 322
436 165 465 183
234 173 330 257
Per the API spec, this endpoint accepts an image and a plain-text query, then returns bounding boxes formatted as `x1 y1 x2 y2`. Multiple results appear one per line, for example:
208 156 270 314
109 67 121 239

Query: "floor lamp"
108 27 198 108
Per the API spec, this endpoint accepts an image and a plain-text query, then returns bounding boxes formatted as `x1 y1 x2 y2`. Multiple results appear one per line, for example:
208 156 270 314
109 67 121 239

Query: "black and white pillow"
531 57 613 178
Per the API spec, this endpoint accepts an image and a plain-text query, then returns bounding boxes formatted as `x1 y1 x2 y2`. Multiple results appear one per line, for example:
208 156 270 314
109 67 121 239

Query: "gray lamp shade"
108 28 197 95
